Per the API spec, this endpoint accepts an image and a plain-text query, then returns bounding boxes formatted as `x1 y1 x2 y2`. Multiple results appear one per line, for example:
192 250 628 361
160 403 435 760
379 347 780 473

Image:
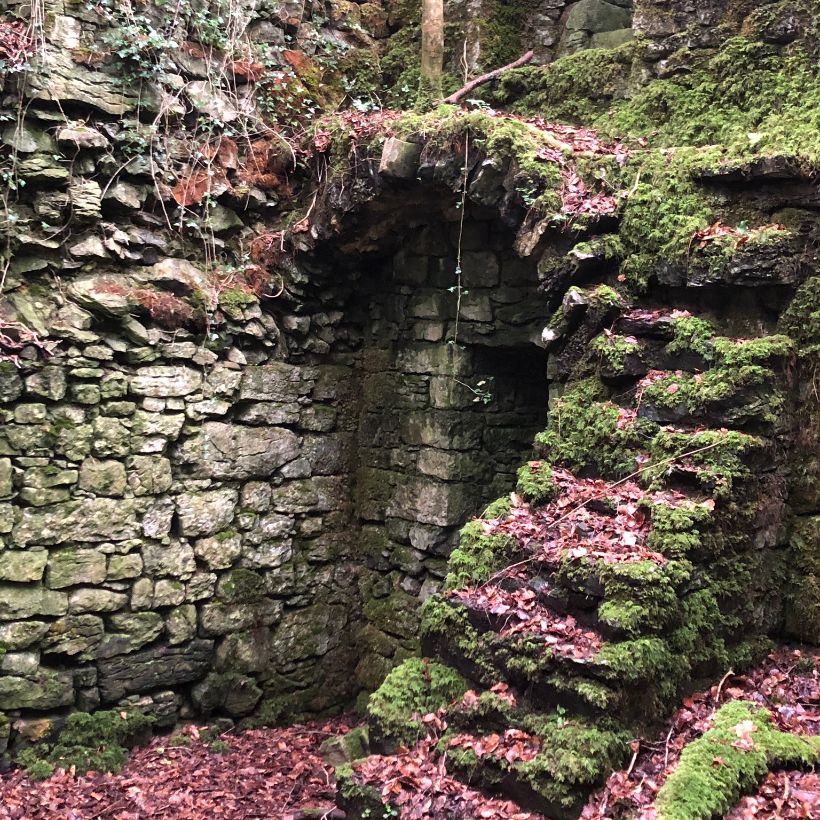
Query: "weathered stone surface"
191 671 262 717
22 48 139 115
566 0 632 32
12 498 143 545
0 620 50 650
130 366 203 397
199 598 282 637
57 124 108 150
107 553 143 580
194 532 243 570
0 458 11 497
126 455 172 495
175 489 238 538
239 363 312 401
142 540 197 578
42 614 104 656
47 548 107 588
165 605 197 644
96 613 164 659
184 423 300 479
270 605 345 662
0 584 68 618
214 629 272 673
0 650 40 676
68 587 128 614
25 367 66 401
0 668 74 709
79 458 127 496
0 550 47 582
98 639 214 702
379 137 422 179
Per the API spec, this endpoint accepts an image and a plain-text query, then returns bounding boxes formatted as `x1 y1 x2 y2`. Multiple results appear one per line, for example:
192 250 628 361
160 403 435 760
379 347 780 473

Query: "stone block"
130 366 203 398
378 137 421 179
396 344 472 376
166 605 197 645
0 669 74 709
12 498 143 545
42 614 104 655
25 367 67 401
0 549 47 582
387 477 474 527
461 250 500 287
79 458 127 496
107 553 143 580
0 584 68 618
142 497 175 538
142 540 196 578
239 363 312 402
98 639 214 702
68 587 128 614
14 403 47 423
96 612 164 659
153 578 186 607
270 605 344 662
0 620 50 650
400 411 483 450
92 416 131 457
194 532 243 570
47 548 107 588
199 598 282 637
175 489 238 538
0 458 11 497
183 423 300 479
0 650 40 676
566 0 631 32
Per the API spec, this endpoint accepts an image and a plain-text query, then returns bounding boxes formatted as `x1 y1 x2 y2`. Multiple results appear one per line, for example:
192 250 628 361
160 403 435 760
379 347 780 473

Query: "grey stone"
142 540 196 578
565 0 632 32
165 605 197 644
79 458 127 495
0 620 50 650
130 366 203 398
1 122 54 153
25 367 66 400
191 671 261 717
0 650 40 676
13 498 143 545
175 489 238 538
153 578 186 607
184 423 300 479
96 612 164 658
42 614 104 655
98 639 214 702
0 584 68 618
0 669 74 709
193 532 242 570
142 497 175 539
107 553 143 580
57 124 109 150
238 363 312 401
68 179 102 222
270 605 343 662
0 458 11 497
92 416 131 457
0 550 47 582
379 137 421 179
47 548 107 588
199 598 282 637
68 587 128 613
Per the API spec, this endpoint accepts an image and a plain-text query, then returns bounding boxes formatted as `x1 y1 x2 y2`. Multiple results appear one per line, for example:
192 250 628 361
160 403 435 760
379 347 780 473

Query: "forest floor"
0 715 356 820
0 649 818 819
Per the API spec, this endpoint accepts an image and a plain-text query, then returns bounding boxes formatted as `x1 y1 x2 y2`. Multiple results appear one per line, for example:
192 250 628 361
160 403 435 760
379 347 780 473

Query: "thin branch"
443 50 534 105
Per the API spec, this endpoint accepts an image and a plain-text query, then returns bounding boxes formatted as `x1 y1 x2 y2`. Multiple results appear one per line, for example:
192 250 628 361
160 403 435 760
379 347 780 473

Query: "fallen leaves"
582 648 820 818
0 717 356 819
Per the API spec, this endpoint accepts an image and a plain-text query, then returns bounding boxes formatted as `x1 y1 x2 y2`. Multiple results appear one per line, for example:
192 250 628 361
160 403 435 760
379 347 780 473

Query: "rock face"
0 3 817 804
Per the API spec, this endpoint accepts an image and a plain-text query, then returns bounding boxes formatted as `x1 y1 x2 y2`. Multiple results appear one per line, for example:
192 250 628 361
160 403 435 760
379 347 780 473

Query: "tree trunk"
418 0 444 107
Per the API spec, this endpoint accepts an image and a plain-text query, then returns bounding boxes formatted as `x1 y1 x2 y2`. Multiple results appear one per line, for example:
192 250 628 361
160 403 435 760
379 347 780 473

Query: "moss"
515 462 557 505
645 500 713 560
420 597 494 680
366 658 467 746
168 734 191 747
591 333 641 373
18 710 153 777
666 316 716 359
208 739 231 754
477 0 528 70
656 701 820 820
779 275 820 356
535 378 643 477
784 516 820 642
218 568 264 603
516 718 630 808
444 519 516 590
481 496 511 520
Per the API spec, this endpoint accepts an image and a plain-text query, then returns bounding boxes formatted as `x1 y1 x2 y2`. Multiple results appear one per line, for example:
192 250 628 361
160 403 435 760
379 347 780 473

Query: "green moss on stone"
367 658 467 746
444 520 516 590
515 462 557 505
656 701 820 820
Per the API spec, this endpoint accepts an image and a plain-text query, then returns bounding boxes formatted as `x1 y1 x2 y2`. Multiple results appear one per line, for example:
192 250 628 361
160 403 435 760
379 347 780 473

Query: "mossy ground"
16 710 153 779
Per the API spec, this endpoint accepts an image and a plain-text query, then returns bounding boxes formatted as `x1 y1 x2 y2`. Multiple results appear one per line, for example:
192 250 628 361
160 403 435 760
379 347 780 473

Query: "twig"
663 725 675 770
443 50 534 105
714 668 735 705
626 741 640 776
